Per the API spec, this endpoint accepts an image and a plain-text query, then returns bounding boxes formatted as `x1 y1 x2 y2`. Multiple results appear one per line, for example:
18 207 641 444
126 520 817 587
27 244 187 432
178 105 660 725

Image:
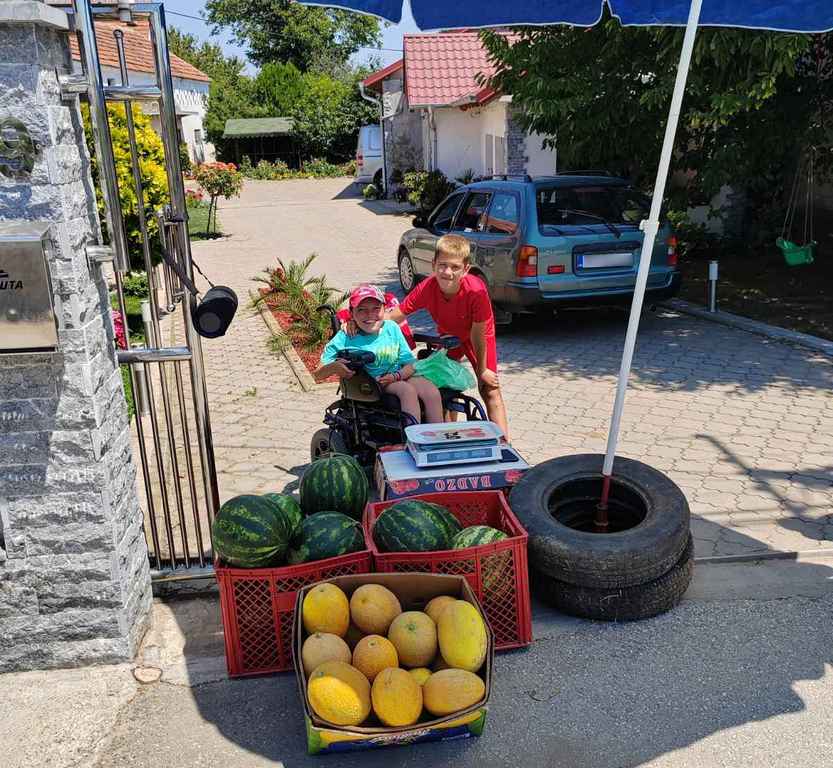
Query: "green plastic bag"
413 350 477 391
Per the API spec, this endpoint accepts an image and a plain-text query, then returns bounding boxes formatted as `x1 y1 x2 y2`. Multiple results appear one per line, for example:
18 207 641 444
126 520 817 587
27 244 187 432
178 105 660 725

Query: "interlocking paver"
181 179 833 561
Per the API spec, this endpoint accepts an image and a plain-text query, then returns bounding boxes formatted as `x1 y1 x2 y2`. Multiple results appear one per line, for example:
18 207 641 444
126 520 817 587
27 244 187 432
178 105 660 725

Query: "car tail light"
516 245 538 278
547 265 565 275
667 235 679 267
356 150 363 168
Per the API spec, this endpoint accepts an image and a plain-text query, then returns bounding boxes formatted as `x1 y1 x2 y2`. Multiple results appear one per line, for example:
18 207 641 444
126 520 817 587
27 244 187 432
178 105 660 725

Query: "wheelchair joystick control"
336 349 376 372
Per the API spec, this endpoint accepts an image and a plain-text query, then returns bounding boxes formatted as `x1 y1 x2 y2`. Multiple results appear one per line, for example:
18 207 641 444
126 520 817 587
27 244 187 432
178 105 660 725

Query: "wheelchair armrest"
412 333 460 350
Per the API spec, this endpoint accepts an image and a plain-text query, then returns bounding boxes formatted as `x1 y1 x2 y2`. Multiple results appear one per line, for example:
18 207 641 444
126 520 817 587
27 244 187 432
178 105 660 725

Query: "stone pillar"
0 1 152 671
506 106 528 176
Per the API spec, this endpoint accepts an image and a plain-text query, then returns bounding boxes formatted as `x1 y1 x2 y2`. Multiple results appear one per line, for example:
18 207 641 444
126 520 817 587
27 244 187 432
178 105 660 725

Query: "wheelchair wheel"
310 428 349 462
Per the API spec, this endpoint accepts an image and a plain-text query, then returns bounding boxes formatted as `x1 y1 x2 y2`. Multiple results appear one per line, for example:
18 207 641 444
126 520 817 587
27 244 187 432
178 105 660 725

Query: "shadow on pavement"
147 519 833 768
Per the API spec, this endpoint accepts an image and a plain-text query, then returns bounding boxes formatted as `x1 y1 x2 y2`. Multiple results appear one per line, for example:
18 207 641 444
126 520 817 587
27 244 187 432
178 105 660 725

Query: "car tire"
373 169 384 193
508 454 690 589
532 535 694 622
309 428 349 462
398 249 420 293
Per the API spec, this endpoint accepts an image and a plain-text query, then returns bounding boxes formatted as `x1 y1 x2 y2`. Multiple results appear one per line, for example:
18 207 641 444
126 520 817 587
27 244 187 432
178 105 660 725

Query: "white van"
355 124 383 188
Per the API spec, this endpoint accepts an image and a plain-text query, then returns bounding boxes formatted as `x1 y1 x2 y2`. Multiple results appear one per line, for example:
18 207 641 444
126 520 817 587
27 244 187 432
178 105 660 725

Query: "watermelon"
300 454 369 520
287 511 366 564
262 492 303 543
212 494 289 568
452 525 508 549
373 500 462 552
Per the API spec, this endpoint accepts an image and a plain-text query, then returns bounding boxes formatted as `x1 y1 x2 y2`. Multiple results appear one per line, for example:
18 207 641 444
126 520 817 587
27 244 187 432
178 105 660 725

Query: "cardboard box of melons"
293 572 493 755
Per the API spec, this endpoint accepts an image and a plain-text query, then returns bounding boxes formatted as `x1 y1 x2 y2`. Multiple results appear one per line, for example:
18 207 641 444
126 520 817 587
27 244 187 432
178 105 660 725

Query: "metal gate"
67 0 219 580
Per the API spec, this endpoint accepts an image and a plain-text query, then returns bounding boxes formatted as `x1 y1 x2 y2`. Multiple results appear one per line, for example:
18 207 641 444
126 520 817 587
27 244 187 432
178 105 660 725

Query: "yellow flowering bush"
82 104 169 271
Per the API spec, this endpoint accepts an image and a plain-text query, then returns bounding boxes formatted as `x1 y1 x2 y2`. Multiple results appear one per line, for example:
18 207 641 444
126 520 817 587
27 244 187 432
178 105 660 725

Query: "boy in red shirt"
388 234 510 438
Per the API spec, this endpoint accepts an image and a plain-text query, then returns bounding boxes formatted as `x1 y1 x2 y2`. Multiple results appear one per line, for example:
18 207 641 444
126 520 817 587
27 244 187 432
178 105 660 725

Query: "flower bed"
254 255 345 384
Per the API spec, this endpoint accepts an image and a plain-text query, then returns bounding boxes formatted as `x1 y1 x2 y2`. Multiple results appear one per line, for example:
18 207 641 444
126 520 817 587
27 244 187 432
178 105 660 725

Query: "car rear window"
536 185 650 229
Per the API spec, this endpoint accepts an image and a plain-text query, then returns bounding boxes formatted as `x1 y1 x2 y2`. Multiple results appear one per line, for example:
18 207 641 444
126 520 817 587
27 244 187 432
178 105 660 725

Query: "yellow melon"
422 669 485 717
387 611 437 668
408 667 432 686
349 584 402 635
343 622 364 650
352 634 399 682
303 583 350 637
301 632 351 677
371 667 423 726
307 661 371 726
424 595 456 625
437 600 488 672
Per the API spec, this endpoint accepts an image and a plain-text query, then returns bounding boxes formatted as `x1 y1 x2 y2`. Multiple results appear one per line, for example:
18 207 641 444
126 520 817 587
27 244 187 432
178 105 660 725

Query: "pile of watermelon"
212 454 370 568
373 499 508 553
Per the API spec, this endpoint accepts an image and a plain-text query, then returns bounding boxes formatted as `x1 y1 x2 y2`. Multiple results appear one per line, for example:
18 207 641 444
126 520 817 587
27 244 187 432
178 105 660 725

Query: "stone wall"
0 1 151 671
506 105 528 176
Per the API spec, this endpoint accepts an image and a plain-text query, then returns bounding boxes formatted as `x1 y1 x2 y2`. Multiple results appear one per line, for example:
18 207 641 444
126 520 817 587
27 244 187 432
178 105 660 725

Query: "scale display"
405 422 504 468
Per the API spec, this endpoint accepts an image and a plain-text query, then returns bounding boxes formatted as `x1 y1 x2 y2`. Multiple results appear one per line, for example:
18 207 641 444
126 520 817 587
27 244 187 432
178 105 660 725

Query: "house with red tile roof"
362 31 556 188
68 19 214 164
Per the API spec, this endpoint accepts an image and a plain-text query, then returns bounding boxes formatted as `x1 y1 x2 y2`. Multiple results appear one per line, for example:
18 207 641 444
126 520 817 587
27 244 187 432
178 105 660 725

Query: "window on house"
484 192 519 234
494 136 506 175
194 129 203 145
453 192 492 232
484 135 494 175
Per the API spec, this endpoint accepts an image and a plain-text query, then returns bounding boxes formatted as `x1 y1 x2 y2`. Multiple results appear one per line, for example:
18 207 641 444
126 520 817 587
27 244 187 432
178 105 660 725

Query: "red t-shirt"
400 274 495 342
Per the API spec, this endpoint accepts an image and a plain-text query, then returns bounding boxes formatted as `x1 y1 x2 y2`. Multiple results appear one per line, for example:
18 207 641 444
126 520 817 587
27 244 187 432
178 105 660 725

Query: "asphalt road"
95 589 833 768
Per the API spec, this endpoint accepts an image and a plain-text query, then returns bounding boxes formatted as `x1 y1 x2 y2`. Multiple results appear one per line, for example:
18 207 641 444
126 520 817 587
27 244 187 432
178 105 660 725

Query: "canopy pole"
599 0 704 504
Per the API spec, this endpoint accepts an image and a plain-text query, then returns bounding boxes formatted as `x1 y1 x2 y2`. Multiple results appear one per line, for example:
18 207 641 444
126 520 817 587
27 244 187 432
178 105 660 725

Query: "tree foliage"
481 20 833 242
205 0 380 71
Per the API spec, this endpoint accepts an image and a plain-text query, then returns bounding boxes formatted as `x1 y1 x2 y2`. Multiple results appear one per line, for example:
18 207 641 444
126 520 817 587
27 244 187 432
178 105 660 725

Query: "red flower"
111 309 127 350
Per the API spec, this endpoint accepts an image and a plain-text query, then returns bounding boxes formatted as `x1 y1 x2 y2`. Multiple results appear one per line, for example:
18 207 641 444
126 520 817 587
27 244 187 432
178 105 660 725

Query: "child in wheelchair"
313 284 443 425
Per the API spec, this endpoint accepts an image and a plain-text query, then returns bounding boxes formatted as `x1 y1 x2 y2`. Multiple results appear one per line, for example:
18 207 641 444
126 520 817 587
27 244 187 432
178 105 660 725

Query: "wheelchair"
309 307 486 466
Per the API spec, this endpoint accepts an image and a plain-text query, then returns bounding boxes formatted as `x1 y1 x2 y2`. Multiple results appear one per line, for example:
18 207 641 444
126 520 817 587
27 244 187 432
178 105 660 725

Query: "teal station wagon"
397 175 681 322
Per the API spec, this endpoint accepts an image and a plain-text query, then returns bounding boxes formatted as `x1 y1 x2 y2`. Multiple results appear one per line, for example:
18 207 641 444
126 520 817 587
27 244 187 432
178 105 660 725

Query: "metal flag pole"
597 0 704 521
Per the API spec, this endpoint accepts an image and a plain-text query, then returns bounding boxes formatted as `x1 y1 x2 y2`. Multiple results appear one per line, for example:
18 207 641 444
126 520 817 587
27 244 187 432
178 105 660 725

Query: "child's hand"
332 361 355 379
377 373 396 386
341 318 360 337
479 369 499 387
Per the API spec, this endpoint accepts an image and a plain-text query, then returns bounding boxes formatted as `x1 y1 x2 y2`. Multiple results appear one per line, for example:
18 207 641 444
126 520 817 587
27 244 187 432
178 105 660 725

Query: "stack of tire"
509 454 693 622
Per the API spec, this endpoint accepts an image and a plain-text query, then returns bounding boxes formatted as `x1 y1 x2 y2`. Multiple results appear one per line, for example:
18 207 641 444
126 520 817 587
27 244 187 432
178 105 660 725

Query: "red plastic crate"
215 541 372 677
364 490 532 651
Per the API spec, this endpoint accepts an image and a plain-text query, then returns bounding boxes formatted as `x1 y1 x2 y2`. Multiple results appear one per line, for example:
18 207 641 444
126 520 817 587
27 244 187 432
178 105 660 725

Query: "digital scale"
405 422 505 468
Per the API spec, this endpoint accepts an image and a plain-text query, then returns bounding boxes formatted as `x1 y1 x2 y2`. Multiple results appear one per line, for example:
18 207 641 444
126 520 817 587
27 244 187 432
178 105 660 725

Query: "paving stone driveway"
190 178 833 559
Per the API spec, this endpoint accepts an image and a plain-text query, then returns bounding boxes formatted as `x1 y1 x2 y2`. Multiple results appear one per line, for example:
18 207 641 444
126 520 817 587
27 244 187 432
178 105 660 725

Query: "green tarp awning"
222 117 294 139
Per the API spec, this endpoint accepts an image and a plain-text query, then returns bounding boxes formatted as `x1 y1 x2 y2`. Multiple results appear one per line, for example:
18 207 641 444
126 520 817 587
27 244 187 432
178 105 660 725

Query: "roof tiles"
69 19 210 83
403 32 498 107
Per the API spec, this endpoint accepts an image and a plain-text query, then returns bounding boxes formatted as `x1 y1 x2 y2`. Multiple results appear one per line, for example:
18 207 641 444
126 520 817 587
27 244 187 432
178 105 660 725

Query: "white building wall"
431 100 507 180
419 99 556 180
525 131 557 176
76 62 213 163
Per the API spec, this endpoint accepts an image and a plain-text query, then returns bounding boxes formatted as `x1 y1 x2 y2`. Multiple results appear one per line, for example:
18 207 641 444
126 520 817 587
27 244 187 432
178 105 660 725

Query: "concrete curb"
663 298 833 358
249 291 337 394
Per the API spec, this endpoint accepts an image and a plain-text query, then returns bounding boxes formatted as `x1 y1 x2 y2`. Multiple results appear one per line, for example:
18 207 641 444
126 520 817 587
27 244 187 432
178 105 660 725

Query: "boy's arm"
471 321 498 386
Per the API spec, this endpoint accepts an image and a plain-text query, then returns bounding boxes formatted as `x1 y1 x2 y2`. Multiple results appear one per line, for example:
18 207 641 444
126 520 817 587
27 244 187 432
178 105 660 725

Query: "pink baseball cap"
349 283 385 308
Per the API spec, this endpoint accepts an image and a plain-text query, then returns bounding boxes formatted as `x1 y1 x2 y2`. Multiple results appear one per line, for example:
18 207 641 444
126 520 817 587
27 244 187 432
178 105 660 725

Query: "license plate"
577 252 634 269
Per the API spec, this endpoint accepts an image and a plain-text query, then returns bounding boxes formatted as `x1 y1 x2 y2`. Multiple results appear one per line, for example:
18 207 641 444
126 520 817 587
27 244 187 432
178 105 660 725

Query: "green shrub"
122 271 149 298
362 183 379 200
82 104 169 271
404 170 456 213
179 143 192 175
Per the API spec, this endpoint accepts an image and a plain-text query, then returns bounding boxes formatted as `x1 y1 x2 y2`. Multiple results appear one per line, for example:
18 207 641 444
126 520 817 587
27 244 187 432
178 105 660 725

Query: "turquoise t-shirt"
321 320 415 379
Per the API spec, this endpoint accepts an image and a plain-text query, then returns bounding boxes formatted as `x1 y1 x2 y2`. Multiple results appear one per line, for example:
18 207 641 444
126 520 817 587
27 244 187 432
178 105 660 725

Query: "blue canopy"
311 0 833 33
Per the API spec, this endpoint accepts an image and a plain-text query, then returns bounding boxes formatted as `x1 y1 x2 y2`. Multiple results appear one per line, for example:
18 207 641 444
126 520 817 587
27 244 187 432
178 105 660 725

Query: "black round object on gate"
193 285 238 338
